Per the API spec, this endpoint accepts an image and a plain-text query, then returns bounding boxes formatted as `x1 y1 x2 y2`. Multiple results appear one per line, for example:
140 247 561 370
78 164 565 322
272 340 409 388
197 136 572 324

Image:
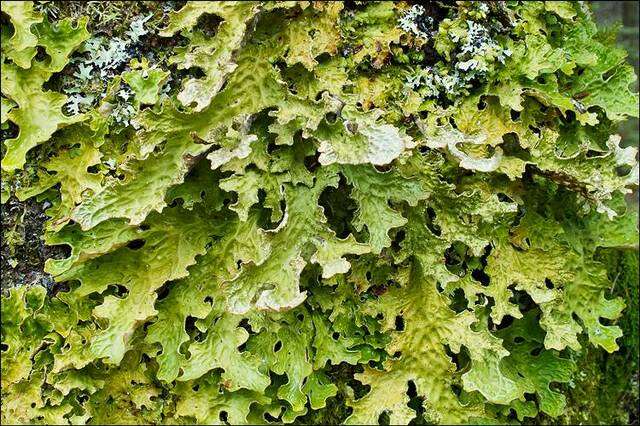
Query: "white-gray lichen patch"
423 127 503 172
403 8 512 101
317 118 415 166
62 14 156 125
398 5 434 40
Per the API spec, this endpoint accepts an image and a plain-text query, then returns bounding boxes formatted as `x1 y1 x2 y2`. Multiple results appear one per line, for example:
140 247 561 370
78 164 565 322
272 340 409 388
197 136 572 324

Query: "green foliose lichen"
1 1 638 424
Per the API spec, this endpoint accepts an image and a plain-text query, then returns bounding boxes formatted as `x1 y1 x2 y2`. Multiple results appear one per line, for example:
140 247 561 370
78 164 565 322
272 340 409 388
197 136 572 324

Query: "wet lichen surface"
1 1 639 425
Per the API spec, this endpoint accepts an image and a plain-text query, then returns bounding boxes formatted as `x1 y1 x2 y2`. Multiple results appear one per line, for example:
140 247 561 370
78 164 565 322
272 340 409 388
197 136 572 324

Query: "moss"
554 248 639 425
38 1 180 38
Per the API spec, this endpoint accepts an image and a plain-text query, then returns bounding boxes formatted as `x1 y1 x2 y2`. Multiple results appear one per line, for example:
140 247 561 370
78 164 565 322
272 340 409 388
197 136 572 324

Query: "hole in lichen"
510 289 537 313
238 318 252 334
0 120 19 140
34 45 50 62
564 110 577 123
374 164 392 173
345 364 370 399
496 192 513 203
445 242 469 276
616 164 632 177
195 13 223 38
318 174 357 238
495 315 515 331
425 206 442 236
602 68 616 81
378 411 390 425
263 412 279 422
471 268 490 286
451 383 462 397
599 317 613 326
193 329 206 342
127 239 146 250
303 151 321 173
325 111 338 123
109 284 129 298
184 316 197 334
448 344 470 372
394 315 405 331
266 141 278 154
155 282 171 301
0 12 13 37
371 283 389 297
391 229 405 251
448 288 468 313
51 281 71 296
273 341 283 352
153 140 167 155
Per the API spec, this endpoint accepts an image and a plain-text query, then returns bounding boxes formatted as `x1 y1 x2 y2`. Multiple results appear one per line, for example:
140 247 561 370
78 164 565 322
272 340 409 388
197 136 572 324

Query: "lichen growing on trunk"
1 1 638 424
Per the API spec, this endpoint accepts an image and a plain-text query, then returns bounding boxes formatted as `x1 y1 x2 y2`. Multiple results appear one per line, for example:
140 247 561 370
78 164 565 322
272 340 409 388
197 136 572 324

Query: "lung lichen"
1 1 638 424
